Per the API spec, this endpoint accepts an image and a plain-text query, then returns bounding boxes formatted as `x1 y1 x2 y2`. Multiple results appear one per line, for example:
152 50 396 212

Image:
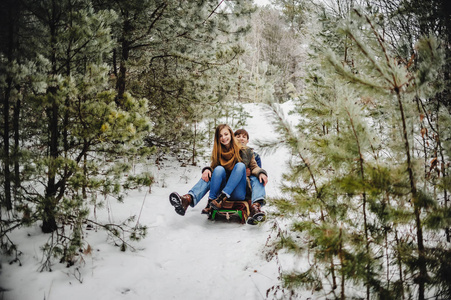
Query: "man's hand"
246 168 251 177
259 173 268 186
202 169 212 182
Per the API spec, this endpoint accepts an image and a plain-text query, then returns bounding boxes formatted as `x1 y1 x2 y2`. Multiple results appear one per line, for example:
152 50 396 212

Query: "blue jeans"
188 178 210 207
188 164 265 206
209 163 247 201
249 175 266 205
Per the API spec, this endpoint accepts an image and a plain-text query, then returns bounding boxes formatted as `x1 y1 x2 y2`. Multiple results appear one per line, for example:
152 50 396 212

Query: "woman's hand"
259 173 268 186
202 169 212 182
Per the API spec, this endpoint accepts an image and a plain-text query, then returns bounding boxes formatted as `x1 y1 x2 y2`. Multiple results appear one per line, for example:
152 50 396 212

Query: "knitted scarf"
219 146 239 172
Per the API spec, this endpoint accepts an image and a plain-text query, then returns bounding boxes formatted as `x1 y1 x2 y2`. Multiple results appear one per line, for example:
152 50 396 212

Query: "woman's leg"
188 178 211 207
208 166 227 200
223 162 247 201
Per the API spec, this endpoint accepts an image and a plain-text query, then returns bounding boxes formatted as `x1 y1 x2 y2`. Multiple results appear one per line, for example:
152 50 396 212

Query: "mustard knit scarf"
219 146 239 172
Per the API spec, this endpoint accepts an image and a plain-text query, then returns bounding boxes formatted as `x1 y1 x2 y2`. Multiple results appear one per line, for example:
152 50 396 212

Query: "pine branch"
264 101 328 218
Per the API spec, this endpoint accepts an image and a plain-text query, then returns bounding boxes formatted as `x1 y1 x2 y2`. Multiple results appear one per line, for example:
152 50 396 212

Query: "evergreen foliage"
263 1 450 299
91 0 256 163
1 0 252 270
240 5 306 103
2 0 450 294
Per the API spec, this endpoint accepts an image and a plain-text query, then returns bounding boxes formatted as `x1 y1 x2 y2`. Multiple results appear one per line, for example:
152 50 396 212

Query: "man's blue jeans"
249 175 266 205
188 164 266 207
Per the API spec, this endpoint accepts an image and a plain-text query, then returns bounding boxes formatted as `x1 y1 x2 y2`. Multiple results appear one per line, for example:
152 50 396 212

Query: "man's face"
235 133 248 147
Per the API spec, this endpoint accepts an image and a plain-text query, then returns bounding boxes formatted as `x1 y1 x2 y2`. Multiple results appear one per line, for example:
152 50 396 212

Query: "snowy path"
2 103 292 300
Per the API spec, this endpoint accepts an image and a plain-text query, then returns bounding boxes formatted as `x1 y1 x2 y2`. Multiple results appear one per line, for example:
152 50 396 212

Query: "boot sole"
169 192 186 216
247 212 266 225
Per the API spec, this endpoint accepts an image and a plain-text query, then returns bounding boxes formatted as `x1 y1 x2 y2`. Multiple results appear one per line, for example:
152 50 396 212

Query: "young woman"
169 124 268 216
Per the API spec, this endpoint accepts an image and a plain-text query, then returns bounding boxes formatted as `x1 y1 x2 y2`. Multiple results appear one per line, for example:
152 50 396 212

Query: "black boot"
169 192 192 216
209 193 228 211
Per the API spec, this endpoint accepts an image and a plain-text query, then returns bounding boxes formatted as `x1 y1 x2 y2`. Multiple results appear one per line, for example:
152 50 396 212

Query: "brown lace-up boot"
181 194 192 211
209 193 228 210
249 202 262 216
201 200 213 214
247 201 266 225
169 192 192 216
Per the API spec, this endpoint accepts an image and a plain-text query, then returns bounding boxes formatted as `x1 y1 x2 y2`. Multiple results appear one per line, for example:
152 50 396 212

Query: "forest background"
1 0 450 299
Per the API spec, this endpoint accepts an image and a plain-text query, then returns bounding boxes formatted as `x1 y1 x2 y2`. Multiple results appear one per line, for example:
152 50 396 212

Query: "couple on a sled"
170 124 267 225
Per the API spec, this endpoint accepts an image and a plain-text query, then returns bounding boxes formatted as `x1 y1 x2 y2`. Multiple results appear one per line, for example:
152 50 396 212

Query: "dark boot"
247 201 266 225
169 192 192 216
201 200 213 215
209 193 228 211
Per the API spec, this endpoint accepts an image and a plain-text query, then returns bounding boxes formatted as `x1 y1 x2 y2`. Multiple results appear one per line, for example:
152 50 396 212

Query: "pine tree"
240 5 306 104
1 0 47 257
92 0 255 163
264 4 448 299
376 0 451 256
1 0 261 269
1 0 152 268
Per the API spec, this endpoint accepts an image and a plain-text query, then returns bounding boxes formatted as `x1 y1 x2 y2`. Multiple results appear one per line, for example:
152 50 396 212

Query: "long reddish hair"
211 124 242 169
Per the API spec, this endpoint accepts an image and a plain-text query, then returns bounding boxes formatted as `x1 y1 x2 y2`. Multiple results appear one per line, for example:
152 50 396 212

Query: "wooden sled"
209 200 251 224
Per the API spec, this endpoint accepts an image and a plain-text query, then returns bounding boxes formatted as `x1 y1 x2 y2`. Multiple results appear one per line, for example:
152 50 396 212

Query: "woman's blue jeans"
189 179 210 207
209 163 247 201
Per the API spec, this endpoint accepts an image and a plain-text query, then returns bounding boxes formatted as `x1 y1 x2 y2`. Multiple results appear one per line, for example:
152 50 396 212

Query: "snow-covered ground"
1 102 303 300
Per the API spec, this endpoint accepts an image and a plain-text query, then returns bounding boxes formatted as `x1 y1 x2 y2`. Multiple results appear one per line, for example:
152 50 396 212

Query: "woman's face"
219 127 231 147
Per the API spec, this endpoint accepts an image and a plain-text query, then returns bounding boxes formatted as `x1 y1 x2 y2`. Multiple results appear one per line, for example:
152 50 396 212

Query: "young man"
169 128 267 225
233 129 267 224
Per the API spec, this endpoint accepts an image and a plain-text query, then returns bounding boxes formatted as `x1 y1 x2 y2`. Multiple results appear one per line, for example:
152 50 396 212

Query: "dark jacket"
239 147 267 177
252 150 262 168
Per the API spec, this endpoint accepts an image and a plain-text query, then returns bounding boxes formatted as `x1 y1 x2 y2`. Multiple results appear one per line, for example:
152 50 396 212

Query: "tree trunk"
394 228 405 300
2 1 17 211
192 121 197 166
13 98 20 201
3 77 12 210
396 90 426 300
42 7 61 233
339 227 345 300
42 93 59 233
347 109 370 299
330 255 337 290
116 19 131 105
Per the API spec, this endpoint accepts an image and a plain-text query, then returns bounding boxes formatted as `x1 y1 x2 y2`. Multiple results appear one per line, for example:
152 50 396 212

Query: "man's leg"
248 175 267 225
250 175 266 205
